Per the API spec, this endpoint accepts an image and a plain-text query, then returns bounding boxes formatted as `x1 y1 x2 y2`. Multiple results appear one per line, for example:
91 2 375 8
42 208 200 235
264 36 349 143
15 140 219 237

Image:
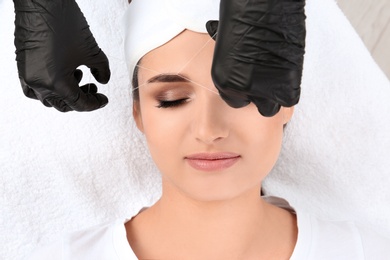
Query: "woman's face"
133 30 293 201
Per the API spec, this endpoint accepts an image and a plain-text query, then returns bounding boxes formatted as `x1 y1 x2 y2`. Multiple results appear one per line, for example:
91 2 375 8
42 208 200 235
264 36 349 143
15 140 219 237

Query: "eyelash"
156 98 189 108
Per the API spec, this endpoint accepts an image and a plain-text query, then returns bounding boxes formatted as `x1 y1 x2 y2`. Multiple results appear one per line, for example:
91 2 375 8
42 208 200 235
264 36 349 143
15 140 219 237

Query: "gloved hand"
206 0 306 117
13 0 111 112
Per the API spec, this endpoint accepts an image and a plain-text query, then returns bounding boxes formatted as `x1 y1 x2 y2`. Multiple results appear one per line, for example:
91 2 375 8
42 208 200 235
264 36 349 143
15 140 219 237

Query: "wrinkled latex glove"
206 0 306 117
13 0 111 112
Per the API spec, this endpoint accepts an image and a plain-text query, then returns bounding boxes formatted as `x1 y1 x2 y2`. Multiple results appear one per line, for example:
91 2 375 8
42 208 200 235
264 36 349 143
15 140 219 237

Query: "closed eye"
156 98 189 108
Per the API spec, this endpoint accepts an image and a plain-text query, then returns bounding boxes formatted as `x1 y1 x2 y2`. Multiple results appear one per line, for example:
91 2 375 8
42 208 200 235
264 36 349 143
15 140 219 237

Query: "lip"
184 152 241 172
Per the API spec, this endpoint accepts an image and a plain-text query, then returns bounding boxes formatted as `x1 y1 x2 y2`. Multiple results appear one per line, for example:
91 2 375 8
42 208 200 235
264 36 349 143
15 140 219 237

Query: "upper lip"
185 152 240 160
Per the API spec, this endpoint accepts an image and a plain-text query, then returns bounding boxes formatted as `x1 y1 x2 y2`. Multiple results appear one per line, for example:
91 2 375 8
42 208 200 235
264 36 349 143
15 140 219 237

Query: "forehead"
139 30 214 79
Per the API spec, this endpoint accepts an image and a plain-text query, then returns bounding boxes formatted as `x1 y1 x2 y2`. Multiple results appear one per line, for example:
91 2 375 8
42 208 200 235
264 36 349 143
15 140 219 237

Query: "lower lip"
185 157 240 171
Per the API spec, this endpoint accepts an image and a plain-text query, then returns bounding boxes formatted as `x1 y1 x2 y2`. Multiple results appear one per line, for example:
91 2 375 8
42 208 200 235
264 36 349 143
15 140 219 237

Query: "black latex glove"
206 0 306 117
13 0 111 112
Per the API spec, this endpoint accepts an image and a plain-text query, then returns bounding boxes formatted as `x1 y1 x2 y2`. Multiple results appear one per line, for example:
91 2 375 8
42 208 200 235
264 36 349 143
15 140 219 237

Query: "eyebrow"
147 73 190 83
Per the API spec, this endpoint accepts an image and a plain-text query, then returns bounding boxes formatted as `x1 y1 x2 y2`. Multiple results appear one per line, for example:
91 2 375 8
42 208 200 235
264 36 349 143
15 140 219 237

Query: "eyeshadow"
154 88 193 101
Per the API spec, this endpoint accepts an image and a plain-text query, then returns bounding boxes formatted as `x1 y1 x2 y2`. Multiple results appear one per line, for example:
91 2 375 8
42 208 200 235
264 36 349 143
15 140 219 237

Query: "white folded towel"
0 0 389 259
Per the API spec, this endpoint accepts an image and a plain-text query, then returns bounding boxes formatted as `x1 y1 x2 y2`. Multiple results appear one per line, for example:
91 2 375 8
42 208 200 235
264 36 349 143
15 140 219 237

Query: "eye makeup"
145 82 194 108
140 72 195 109
156 98 189 108
152 85 194 109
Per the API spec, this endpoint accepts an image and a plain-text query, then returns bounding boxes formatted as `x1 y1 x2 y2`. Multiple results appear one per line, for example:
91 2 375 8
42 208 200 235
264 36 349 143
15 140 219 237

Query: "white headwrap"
123 0 219 76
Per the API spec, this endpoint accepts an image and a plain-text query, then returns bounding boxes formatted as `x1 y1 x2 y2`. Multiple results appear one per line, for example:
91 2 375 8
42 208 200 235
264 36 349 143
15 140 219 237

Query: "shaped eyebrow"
147 73 190 83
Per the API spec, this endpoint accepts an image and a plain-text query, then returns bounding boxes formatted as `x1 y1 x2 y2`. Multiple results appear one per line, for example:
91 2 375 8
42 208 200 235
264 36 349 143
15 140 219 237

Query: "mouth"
184 152 241 171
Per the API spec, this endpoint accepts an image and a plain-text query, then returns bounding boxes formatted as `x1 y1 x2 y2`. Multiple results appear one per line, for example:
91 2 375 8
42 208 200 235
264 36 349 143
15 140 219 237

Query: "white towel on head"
123 0 219 76
1 0 389 259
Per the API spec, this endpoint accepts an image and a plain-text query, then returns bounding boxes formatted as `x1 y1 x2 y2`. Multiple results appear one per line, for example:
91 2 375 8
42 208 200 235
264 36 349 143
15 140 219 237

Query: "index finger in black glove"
84 48 111 85
207 0 306 117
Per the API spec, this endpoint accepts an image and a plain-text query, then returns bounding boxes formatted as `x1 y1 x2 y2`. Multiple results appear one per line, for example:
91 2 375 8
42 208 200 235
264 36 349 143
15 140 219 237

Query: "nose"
191 93 230 145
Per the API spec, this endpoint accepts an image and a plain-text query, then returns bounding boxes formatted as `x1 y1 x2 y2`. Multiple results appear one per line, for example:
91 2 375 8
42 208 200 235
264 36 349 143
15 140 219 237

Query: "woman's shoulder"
28 218 137 260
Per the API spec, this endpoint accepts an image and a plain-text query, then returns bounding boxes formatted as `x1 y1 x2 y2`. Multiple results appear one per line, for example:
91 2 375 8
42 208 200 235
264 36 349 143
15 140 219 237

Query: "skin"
126 30 297 259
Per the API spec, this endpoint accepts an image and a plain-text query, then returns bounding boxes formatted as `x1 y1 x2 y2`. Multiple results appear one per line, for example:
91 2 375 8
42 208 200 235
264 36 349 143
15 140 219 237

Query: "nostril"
194 119 229 144
196 135 224 145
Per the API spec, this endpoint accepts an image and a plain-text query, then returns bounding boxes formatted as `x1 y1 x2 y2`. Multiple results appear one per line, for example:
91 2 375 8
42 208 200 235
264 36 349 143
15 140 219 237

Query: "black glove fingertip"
80 83 98 94
20 78 38 100
90 50 111 84
253 98 281 117
46 98 73 112
74 69 83 83
95 93 108 108
206 20 218 40
91 67 111 84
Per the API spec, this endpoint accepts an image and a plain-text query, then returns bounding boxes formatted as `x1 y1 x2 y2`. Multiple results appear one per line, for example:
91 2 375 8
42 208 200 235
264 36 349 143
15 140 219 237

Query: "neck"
129 181 296 259
156 181 266 232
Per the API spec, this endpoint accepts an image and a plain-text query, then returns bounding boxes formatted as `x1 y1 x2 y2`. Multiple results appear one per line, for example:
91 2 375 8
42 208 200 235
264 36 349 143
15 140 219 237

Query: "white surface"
1 0 390 259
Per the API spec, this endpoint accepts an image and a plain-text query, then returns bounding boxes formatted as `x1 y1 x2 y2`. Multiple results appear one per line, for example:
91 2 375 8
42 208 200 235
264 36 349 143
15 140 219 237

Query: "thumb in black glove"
206 0 306 117
13 0 111 112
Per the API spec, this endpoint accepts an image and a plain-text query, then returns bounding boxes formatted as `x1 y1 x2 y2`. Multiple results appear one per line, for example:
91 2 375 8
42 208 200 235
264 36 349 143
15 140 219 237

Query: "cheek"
238 108 285 173
253 125 283 163
140 105 189 171
253 117 283 149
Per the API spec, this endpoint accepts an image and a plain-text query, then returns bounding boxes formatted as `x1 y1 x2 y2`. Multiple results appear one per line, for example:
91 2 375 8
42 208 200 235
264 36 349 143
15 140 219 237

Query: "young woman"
30 0 390 259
